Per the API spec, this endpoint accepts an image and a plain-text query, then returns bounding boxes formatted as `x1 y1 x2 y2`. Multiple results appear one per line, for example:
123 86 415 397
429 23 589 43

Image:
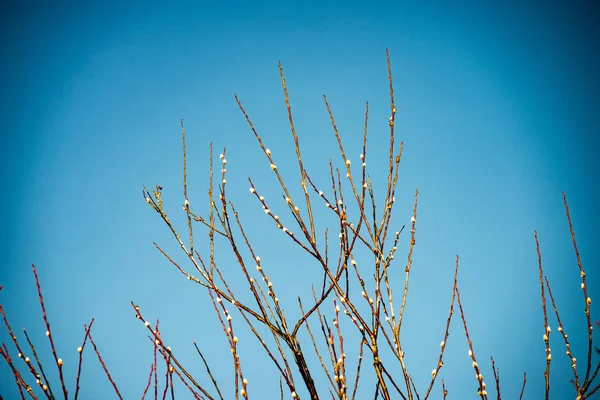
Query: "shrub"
1 50 597 399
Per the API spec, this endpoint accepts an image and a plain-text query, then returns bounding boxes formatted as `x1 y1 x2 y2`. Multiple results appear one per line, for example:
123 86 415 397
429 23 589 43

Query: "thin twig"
87 325 122 400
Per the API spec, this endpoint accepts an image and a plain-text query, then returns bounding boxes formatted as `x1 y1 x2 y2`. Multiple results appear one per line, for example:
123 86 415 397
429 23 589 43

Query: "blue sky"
1 1 599 398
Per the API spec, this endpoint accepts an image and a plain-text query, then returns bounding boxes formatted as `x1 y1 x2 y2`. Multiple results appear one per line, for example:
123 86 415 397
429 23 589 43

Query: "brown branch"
442 380 447 400
278 62 317 243
141 362 154 400
22 330 53 399
0 304 48 396
544 276 580 391
519 372 526 400
534 231 551 399
193 342 225 400
73 318 94 400
132 302 213 399
87 324 122 399
563 192 593 391
0 343 30 399
32 264 68 399
455 261 488 400
423 257 459 400
491 357 501 400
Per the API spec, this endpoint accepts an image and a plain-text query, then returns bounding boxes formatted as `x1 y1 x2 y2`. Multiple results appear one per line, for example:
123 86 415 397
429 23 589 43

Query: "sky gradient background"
1 1 599 398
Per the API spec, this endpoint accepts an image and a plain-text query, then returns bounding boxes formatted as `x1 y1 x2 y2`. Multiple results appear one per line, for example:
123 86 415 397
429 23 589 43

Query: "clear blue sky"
1 1 599 398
